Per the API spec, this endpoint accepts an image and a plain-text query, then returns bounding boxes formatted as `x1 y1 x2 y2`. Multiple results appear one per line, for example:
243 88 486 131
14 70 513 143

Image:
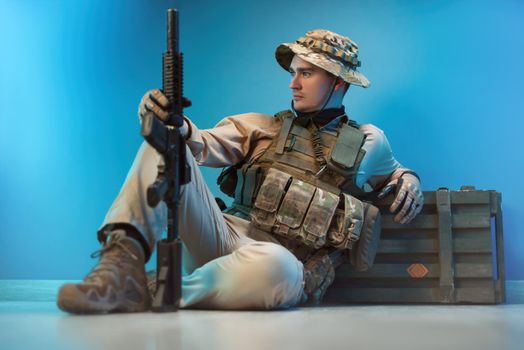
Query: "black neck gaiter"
293 106 346 128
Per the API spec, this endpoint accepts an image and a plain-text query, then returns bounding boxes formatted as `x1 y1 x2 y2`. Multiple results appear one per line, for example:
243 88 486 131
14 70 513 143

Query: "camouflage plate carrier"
220 110 382 304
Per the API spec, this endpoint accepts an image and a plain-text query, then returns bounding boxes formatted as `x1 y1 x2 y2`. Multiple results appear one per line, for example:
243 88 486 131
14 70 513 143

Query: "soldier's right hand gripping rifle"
140 9 191 312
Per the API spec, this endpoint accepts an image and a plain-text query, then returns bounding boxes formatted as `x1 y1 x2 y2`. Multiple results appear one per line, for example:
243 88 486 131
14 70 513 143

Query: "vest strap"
285 136 316 158
275 115 293 155
241 165 261 207
290 123 311 140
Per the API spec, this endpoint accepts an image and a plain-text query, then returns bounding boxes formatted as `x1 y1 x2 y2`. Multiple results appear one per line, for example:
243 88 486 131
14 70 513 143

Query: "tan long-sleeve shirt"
184 112 403 191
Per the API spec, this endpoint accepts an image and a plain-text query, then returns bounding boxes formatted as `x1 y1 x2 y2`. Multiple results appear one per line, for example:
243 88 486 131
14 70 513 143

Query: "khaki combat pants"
98 142 305 309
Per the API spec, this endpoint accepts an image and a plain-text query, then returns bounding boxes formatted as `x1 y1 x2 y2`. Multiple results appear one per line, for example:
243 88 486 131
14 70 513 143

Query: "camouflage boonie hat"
276 29 370 88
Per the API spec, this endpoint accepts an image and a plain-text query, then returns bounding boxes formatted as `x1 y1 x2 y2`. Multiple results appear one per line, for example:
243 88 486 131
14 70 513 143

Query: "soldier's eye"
302 71 311 77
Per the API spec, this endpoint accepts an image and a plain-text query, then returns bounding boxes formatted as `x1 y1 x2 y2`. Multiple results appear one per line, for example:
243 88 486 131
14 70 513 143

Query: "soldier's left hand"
379 173 424 224
138 88 171 123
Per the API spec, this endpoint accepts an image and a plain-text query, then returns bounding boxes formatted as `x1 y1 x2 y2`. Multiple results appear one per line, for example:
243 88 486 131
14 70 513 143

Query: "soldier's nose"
289 77 300 90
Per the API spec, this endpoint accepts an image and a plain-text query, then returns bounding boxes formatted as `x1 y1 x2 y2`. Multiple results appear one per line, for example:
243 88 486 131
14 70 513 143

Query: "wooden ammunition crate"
325 186 505 304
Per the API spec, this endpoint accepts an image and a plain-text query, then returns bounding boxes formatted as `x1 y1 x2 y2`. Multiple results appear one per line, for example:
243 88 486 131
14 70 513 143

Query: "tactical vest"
220 110 371 261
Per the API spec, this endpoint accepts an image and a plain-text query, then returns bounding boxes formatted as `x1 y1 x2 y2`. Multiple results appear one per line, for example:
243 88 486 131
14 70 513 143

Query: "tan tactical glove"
379 172 424 224
137 88 190 138
138 88 170 122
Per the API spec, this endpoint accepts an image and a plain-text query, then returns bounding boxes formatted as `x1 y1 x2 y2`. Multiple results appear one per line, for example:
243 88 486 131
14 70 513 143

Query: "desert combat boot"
57 230 151 314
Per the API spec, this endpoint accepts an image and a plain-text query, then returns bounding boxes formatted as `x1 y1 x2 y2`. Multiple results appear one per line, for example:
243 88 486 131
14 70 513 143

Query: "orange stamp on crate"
407 263 429 278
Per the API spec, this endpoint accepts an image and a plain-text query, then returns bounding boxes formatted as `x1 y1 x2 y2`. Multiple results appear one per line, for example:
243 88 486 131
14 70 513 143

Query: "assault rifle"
140 8 191 312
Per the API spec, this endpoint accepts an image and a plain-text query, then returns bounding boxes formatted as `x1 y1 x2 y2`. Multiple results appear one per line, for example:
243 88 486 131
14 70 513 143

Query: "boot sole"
57 284 149 314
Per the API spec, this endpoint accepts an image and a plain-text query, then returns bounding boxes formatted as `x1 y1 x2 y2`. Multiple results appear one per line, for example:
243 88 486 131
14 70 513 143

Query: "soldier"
57 29 423 313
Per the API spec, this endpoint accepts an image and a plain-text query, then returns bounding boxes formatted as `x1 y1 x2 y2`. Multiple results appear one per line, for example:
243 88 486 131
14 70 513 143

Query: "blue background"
1 0 523 280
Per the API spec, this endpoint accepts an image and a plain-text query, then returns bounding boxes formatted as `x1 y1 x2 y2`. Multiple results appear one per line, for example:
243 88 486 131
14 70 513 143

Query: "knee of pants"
246 243 302 285
225 242 304 307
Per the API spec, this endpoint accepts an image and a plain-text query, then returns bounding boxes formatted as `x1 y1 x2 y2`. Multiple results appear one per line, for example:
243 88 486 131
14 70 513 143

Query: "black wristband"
183 116 193 140
399 170 421 182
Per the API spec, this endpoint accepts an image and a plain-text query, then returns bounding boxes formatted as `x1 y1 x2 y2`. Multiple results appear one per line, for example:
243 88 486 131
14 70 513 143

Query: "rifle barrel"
167 9 178 53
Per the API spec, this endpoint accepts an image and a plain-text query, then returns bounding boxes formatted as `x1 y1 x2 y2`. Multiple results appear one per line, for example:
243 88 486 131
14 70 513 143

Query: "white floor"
1 281 523 350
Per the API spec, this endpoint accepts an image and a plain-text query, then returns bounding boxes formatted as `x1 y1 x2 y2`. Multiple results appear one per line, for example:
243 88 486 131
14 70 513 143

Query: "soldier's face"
289 56 336 112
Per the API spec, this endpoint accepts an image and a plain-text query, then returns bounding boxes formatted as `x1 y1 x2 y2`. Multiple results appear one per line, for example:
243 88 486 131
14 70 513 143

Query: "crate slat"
381 213 491 230
376 237 492 254
337 262 493 279
325 286 498 304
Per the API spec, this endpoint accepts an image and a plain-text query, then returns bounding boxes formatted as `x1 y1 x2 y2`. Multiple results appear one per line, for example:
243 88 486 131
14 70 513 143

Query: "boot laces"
90 230 139 261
